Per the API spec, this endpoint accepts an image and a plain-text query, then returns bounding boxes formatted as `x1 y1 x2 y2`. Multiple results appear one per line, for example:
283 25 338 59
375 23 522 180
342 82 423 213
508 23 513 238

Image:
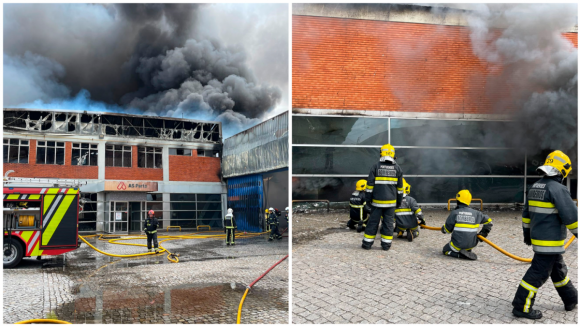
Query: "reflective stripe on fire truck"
42 189 78 246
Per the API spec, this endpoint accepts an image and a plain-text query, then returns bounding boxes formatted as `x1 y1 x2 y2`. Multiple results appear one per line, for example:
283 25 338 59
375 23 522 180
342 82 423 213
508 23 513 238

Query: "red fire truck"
3 186 81 268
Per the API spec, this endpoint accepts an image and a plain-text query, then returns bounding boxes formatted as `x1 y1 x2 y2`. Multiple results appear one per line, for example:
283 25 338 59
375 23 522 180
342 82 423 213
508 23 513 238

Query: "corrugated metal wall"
226 174 264 232
222 111 288 178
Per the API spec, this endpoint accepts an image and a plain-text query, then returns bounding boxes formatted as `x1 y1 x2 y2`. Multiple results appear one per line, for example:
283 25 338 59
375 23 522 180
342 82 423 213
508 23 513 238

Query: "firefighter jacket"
349 191 366 221
224 213 236 229
365 159 404 208
442 203 492 251
523 176 578 255
267 212 278 225
144 217 159 234
395 195 423 230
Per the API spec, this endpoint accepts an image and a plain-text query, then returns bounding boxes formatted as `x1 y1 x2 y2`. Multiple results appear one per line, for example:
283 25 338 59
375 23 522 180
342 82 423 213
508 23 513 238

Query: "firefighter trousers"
512 253 577 313
269 224 282 240
226 227 235 245
362 207 395 248
146 232 158 251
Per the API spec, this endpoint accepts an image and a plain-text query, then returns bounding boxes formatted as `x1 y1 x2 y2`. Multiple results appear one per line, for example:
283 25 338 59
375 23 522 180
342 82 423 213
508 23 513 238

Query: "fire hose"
419 224 576 263
15 319 71 324
236 254 289 324
79 231 270 264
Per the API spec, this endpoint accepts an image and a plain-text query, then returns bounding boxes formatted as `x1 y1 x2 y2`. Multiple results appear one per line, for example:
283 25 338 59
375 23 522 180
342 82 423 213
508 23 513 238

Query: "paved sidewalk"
292 209 578 324
4 232 288 324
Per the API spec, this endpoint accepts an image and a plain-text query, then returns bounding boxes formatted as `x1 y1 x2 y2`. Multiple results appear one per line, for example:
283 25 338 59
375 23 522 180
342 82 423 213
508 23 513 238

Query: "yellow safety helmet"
538 150 572 178
403 178 411 194
380 144 395 158
456 189 472 206
356 179 367 191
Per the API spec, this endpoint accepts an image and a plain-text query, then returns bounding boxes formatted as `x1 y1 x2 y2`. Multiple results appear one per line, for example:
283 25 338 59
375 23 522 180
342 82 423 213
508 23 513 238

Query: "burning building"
3 108 225 233
292 4 578 205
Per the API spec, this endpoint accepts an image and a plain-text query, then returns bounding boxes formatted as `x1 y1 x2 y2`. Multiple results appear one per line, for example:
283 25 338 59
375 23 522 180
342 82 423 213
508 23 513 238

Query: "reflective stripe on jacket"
395 195 422 230
523 177 578 254
443 204 492 250
365 160 404 208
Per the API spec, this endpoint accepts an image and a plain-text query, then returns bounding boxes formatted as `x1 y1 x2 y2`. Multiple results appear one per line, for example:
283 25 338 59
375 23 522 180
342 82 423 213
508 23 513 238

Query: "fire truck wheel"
3 240 24 269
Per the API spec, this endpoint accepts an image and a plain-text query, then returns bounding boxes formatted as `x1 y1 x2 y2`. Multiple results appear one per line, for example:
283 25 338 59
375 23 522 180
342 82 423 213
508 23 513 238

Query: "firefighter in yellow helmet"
362 144 404 250
348 179 369 232
394 179 425 241
441 190 492 260
511 150 577 319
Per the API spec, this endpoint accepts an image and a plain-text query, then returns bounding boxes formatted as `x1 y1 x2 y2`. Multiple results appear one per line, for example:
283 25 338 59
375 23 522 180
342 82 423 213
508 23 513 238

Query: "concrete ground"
4 231 289 324
292 208 578 324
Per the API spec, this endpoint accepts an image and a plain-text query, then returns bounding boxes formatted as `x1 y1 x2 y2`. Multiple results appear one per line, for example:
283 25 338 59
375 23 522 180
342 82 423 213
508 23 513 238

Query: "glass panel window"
105 145 132 167
168 148 192 156
197 202 221 211
293 116 389 145
292 176 524 203
198 150 220 157
36 140 65 165
197 194 221 202
138 147 162 168
72 143 98 166
3 139 30 164
390 119 517 147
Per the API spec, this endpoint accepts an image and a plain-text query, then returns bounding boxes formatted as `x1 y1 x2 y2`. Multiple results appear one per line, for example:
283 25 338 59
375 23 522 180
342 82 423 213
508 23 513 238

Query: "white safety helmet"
285 207 289 211
269 207 274 212
227 208 233 214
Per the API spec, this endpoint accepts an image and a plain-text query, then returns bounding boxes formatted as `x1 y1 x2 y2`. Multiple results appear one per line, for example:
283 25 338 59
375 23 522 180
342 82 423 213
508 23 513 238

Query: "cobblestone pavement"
292 208 578 324
4 232 288 324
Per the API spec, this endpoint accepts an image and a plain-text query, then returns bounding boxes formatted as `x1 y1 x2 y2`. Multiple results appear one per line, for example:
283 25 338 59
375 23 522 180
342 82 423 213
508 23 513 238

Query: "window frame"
36 140 65 165
138 146 162 169
71 143 99 166
105 145 132 167
3 139 29 164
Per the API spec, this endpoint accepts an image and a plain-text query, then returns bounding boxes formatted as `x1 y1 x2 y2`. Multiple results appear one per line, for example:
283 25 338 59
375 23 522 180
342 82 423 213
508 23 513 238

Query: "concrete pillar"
162 146 169 182
163 193 170 223
97 192 106 232
97 142 106 180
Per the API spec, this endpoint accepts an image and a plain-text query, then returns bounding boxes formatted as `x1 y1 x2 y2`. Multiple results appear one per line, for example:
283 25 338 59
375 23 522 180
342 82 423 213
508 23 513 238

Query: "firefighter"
511 150 578 319
441 190 492 260
267 207 282 241
285 207 289 223
362 144 404 250
349 179 369 232
144 210 159 253
395 179 425 241
224 208 236 246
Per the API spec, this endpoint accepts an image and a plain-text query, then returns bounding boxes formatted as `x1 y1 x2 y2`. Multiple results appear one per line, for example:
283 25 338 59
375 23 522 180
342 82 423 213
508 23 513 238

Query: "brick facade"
169 151 221 182
4 140 99 179
4 141 220 182
292 15 578 114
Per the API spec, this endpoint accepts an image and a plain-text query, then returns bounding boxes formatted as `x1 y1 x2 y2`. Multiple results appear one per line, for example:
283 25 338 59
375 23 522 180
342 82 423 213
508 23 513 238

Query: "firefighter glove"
523 233 532 246
418 216 426 225
441 226 446 234
364 204 373 214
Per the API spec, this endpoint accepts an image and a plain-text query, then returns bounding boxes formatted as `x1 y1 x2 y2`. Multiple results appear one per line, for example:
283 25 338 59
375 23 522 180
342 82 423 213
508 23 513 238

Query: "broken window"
3 139 29 164
36 141 65 165
198 150 220 158
138 147 162 168
168 148 192 156
72 143 98 166
105 145 132 167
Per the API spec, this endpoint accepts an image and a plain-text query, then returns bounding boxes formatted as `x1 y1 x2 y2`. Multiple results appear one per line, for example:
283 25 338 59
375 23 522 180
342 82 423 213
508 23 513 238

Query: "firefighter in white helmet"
348 179 369 232
511 150 578 319
394 179 425 241
362 144 404 250
285 207 290 223
267 207 282 241
441 190 492 260
224 208 236 246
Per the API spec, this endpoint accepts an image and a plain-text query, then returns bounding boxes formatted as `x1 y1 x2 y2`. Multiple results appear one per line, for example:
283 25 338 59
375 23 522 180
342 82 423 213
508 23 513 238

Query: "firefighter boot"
397 231 404 238
413 230 419 238
565 304 577 311
459 249 478 260
361 241 372 250
381 243 391 251
406 229 414 242
356 223 365 233
512 308 543 319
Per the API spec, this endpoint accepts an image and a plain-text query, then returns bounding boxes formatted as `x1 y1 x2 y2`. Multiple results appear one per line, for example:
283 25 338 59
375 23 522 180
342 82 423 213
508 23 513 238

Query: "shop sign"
105 181 158 192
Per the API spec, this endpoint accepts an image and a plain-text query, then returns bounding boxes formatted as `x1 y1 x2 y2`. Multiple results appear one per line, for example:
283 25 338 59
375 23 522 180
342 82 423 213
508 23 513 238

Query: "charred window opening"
68 115 77 132
3 139 29 164
36 140 65 165
105 145 132 167
72 143 98 166
138 146 162 168
169 148 192 156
